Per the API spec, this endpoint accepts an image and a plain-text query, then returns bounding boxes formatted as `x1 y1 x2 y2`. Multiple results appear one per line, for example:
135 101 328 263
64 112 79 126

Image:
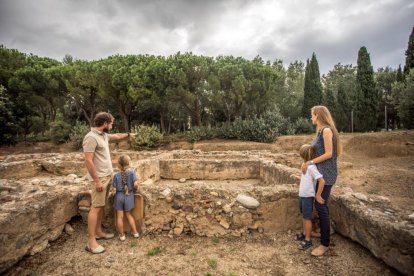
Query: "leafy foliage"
49 120 72 144
131 124 163 150
293 118 314 134
69 121 90 150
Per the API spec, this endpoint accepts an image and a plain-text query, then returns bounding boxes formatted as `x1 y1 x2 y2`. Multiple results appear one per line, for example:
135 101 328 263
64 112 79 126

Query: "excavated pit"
0 150 413 275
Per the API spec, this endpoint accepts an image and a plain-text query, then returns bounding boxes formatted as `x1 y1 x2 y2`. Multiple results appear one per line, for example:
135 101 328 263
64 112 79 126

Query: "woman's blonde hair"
311 105 342 156
118 155 131 195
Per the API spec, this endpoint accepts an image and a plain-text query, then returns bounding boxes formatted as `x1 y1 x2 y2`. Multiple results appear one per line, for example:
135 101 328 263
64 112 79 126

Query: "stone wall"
0 176 88 273
330 191 414 275
159 160 260 180
139 181 301 237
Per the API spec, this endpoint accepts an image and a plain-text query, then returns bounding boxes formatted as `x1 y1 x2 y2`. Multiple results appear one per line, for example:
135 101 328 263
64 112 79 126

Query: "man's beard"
103 127 110 133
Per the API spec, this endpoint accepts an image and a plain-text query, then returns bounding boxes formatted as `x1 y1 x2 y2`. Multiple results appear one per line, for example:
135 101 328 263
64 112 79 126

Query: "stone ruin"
0 150 413 275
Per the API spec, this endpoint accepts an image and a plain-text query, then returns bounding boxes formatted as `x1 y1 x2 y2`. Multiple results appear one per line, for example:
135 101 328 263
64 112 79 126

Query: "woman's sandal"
311 245 329 256
85 244 105 254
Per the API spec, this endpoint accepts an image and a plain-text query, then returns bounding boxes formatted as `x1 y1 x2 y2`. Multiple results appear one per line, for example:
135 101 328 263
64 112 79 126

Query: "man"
83 112 134 253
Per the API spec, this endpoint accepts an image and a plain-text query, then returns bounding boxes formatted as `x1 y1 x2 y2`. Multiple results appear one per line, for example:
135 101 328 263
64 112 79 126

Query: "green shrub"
69 121 90 149
186 126 217 143
49 120 72 144
131 124 163 150
294 117 314 134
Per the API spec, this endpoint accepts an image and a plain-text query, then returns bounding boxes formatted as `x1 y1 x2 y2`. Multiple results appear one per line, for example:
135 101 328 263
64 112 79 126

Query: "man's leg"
88 207 102 249
94 175 112 237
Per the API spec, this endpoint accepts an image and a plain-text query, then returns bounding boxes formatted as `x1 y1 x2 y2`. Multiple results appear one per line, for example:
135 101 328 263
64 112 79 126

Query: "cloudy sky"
0 0 413 74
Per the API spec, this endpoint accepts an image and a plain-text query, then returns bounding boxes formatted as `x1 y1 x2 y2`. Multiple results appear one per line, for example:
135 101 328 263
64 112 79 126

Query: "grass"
129 240 138 248
147 246 162 256
223 233 236 242
207 258 217 269
191 251 198 257
211 236 220 244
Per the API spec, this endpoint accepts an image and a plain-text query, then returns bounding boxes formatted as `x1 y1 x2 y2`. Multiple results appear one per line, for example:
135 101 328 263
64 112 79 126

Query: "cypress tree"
404 27 414 75
396 64 404 82
302 53 323 117
355 46 377 131
337 83 351 132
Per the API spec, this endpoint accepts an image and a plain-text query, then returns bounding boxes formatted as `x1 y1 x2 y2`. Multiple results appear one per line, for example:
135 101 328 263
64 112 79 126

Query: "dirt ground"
1 130 413 275
5 217 398 276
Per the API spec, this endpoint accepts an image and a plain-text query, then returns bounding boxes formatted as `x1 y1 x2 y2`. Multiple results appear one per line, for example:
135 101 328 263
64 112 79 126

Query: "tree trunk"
194 98 202 127
160 111 166 133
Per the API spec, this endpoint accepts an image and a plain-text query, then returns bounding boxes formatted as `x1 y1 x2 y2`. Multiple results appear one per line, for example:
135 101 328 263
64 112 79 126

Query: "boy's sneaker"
299 239 313 250
133 232 140 238
295 233 305 241
119 234 126 241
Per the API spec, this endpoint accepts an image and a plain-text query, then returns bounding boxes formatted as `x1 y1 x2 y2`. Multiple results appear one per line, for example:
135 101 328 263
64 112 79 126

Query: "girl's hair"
118 155 131 195
299 144 315 162
311 105 343 156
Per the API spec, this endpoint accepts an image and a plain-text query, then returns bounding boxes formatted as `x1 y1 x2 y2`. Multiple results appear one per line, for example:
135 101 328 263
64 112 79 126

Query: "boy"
296 144 325 250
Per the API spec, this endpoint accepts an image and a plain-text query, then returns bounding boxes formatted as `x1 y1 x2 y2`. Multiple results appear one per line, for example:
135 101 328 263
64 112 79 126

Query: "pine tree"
355 47 377 131
302 59 311 117
302 53 323 117
404 27 414 75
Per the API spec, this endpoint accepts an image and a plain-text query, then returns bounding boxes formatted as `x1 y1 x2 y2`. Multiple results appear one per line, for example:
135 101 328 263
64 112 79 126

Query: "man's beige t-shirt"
83 128 113 181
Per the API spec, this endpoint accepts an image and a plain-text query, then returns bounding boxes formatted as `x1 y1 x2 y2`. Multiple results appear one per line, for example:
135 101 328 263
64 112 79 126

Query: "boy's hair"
118 155 131 195
93 112 114 127
299 144 315 162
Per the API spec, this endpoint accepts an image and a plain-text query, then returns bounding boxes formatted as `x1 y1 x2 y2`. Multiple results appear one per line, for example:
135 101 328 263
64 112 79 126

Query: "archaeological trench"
0 149 413 275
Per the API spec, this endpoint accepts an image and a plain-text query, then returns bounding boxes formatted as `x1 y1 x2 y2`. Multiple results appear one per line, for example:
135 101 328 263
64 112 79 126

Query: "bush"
294 117 314 134
131 124 163 150
69 121 90 149
186 126 217 143
49 120 72 144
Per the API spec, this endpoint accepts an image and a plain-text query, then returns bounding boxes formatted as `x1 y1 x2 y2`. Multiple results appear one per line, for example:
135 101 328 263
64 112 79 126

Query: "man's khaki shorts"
90 175 112 208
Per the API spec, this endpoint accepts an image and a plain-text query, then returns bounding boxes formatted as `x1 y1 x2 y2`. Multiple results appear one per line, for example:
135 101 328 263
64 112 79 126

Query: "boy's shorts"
299 197 314 220
90 175 112 208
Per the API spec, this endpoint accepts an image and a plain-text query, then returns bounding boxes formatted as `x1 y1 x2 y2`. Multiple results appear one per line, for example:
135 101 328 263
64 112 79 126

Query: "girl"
302 105 342 256
112 155 140 241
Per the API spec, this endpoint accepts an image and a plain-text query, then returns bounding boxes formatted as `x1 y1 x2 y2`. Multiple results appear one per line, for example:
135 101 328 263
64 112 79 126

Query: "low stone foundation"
1 150 413 275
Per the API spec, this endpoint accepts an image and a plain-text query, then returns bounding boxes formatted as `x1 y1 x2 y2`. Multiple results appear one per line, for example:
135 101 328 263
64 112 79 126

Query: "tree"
404 27 414 75
355 47 377 131
0 85 19 144
64 61 102 126
283 61 304 121
302 53 323 117
398 69 414 129
375 66 398 130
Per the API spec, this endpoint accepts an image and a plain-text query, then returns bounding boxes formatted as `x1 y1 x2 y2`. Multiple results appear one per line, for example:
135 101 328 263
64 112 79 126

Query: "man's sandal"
85 245 105 254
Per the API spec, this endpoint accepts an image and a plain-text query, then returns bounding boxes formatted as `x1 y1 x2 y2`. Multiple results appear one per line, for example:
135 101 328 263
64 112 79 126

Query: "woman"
302 105 342 256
